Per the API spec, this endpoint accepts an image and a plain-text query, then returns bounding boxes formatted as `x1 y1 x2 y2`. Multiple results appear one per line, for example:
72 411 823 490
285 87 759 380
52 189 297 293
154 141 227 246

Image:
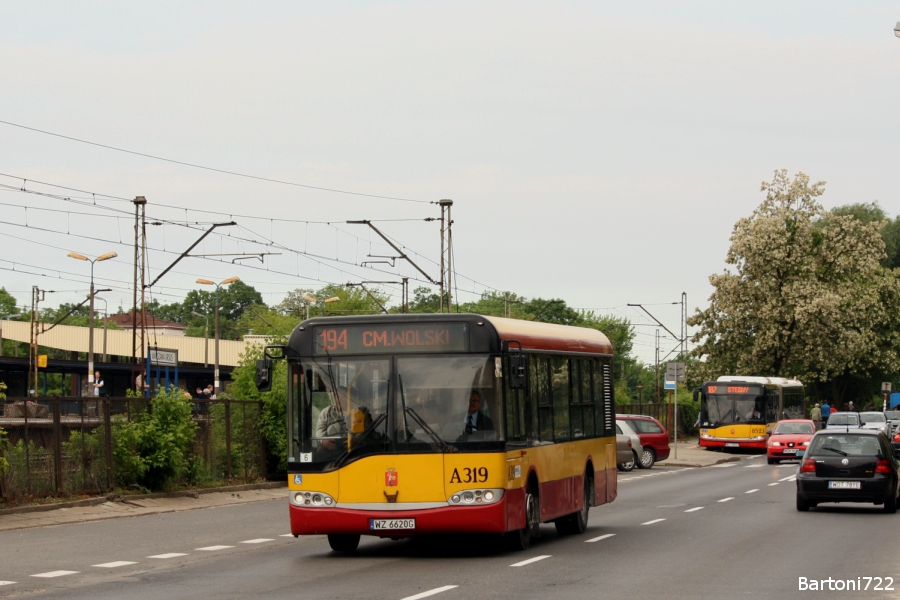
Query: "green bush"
0 426 9 478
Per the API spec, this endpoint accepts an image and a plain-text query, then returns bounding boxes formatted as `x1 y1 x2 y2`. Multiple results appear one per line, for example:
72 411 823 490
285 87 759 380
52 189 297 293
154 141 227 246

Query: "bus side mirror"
693 389 699 402
509 355 526 390
256 358 273 392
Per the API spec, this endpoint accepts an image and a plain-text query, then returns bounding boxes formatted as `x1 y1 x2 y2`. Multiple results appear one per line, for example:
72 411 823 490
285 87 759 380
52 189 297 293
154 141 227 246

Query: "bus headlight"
291 491 336 507
448 489 503 506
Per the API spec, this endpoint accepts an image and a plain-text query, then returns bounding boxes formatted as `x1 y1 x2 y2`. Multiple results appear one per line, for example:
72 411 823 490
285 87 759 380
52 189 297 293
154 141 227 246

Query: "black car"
795 429 899 513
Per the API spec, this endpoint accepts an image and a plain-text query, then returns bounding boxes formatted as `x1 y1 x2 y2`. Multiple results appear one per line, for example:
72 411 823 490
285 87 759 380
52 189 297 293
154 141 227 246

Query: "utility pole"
402 278 409 313
29 286 46 397
655 329 660 403
439 199 453 313
131 196 147 393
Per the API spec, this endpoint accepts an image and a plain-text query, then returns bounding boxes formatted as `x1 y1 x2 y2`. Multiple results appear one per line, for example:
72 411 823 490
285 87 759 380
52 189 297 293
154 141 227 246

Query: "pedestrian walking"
810 403 822 429
821 401 831 425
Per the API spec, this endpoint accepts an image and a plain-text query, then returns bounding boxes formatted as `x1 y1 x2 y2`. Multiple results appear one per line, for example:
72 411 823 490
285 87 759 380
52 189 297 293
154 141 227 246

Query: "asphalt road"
2 455 899 600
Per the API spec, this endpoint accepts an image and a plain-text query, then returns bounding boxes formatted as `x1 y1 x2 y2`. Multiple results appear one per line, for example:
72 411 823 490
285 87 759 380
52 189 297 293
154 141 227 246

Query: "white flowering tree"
689 170 900 404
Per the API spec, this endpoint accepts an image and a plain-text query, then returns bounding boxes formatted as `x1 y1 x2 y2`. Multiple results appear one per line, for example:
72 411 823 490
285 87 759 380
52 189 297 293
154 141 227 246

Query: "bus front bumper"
699 437 767 449
289 497 513 537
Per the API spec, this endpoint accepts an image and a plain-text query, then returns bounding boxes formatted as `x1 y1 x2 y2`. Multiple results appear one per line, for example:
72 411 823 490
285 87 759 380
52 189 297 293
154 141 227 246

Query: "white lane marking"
779 475 795 481
0 581 17 586
718 497 734 503
400 585 459 600
196 546 234 551
585 533 616 543
148 553 188 559
684 507 704 513
641 518 666 525
778 464 797 468
711 463 737 468
31 571 79 578
747 455 761 459
279 534 294 537
768 483 779 486
745 489 759 494
93 561 137 568
744 464 764 468
786 476 797 481
510 555 551 567
240 539 275 544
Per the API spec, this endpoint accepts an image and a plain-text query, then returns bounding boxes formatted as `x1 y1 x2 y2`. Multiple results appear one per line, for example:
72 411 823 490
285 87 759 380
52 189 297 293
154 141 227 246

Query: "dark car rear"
795 429 899 513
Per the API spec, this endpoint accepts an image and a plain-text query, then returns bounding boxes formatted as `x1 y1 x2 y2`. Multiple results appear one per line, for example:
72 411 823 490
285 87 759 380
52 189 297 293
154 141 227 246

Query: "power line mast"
131 197 148 390
439 199 453 313
29 285 47 397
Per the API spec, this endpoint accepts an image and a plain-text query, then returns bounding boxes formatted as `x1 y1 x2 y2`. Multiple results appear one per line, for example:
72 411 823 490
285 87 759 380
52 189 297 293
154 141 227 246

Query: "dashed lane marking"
32 571 79 578
240 539 275 544
786 476 797 481
778 464 797 468
779 475 795 481
684 507 704 513
586 533 616 543
718 497 734 503
510 555 551 567
744 464 765 468
148 553 188 559
93 561 137 568
279 534 294 537
0 581 16 586
710 463 737 468
745 489 759 494
196 546 234 551
768 483 779 486
641 519 666 525
400 585 459 600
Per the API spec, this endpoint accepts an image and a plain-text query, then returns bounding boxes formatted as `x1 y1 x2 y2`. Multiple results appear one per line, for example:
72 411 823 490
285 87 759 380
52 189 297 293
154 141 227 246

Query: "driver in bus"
464 390 494 433
746 404 762 421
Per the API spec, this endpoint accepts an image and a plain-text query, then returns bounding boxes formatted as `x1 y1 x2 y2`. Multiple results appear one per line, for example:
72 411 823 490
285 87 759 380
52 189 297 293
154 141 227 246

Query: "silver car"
615 421 643 471
859 411 891 435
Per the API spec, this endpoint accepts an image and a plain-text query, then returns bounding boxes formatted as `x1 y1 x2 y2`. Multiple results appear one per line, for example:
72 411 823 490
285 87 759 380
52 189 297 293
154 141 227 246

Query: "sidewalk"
662 437 746 468
0 483 287 533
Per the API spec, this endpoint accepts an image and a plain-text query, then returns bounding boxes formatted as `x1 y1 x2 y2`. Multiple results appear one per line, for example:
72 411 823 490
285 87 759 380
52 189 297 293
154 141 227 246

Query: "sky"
1 1 899 364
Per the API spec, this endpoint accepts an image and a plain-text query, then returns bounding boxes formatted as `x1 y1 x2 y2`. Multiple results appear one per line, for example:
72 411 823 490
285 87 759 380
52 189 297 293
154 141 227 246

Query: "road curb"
0 481 286 517
664 456 743 468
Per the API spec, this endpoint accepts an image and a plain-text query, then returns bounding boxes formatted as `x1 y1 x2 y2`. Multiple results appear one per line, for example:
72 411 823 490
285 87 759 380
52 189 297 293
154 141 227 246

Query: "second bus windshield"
702 392 764 426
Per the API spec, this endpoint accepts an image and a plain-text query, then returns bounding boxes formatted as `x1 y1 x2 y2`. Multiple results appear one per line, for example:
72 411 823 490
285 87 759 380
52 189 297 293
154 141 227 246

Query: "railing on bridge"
0 396 267 501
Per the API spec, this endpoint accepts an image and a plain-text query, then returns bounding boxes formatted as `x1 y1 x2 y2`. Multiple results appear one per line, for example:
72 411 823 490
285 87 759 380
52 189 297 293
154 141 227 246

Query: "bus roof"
285 313 613 356
716 375 803 387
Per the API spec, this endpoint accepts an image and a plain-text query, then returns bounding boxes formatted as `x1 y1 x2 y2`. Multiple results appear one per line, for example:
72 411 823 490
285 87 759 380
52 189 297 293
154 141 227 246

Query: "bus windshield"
298 354 504 467
701 393 764 427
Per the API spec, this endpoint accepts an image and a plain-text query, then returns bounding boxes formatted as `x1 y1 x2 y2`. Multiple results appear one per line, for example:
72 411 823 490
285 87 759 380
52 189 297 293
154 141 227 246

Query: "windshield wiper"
405 406 457 452
331 412 388 468
820 447 848 456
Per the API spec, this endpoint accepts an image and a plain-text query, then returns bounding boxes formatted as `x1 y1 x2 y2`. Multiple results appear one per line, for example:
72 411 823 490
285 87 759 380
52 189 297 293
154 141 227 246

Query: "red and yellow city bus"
257 313 618 552
696 376 805 450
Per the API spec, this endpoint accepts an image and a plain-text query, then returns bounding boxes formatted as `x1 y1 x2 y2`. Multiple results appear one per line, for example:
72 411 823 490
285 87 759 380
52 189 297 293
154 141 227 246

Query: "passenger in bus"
464 390 494 433
316 404 347 451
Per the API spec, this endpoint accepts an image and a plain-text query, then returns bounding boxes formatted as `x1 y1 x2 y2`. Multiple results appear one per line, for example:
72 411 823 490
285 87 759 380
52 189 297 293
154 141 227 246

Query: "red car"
616 415 671 469
767 419 816 464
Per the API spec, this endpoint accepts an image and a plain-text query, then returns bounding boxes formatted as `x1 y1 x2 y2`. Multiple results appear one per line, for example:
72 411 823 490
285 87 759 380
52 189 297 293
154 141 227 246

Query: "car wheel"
639 447 656 469
767 457 778 465
796 495 810 512
618 458 635 472
884 487 898 514
327 534 360 552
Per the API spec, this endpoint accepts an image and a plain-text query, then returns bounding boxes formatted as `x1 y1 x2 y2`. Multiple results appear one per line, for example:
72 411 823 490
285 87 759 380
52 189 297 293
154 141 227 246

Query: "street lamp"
197 276 239 395
68 251 117 390
302 294 341 317
895 21 900 38
191 311 210 367
94 297 109 363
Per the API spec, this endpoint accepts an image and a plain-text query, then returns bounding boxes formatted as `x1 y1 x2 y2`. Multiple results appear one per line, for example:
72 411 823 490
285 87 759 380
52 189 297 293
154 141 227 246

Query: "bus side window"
530 355 553 443
505 354 528 442
578 359 595 438
551 357 570 442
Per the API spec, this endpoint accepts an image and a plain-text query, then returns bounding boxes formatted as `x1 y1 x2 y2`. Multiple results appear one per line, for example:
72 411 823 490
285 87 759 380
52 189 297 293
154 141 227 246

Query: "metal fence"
0 396 267 501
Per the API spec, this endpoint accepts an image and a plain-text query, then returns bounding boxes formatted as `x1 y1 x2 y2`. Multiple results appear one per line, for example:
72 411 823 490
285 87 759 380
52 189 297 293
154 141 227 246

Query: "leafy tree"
689 170 900 405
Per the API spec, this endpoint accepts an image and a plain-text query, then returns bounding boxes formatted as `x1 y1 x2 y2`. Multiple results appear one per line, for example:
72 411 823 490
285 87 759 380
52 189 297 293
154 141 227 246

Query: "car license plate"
369 519 415 531
783 449 797 454
828 481 861 489
725 442 739 448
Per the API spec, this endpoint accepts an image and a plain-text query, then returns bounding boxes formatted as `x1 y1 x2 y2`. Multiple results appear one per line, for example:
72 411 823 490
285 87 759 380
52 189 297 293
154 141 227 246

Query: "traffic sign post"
882 382 892 413
666 362 686 459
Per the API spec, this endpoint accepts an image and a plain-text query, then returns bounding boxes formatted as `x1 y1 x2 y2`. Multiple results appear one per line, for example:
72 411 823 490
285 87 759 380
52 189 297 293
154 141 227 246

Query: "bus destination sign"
707 385 757 395
313 323 469 355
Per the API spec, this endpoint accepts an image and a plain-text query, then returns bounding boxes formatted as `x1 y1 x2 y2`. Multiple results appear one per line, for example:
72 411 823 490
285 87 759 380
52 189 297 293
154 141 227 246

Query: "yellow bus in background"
258 314 618 552
697 376 805 450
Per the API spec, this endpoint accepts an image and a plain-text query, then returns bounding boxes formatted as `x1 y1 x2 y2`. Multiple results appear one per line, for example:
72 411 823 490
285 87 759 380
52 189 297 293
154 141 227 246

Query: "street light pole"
68 251 117 393
197 277 239 396
95 297 109 363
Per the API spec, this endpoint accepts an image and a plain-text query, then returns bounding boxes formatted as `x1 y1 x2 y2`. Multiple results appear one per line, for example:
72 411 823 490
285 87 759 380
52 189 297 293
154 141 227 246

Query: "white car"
615 420 644 472
859 411 891 435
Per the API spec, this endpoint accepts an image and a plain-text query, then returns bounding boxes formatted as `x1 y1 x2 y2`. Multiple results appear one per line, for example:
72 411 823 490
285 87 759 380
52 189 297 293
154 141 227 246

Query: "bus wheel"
507 488 540 551
328 534 360 552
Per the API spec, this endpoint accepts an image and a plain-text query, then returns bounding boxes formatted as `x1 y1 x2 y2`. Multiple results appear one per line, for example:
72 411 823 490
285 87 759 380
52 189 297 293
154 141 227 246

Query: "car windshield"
808 434 884 458
702 393 764 426
773 422 814 435
884 411 900 420
859 412 885 424
827 413 859 426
